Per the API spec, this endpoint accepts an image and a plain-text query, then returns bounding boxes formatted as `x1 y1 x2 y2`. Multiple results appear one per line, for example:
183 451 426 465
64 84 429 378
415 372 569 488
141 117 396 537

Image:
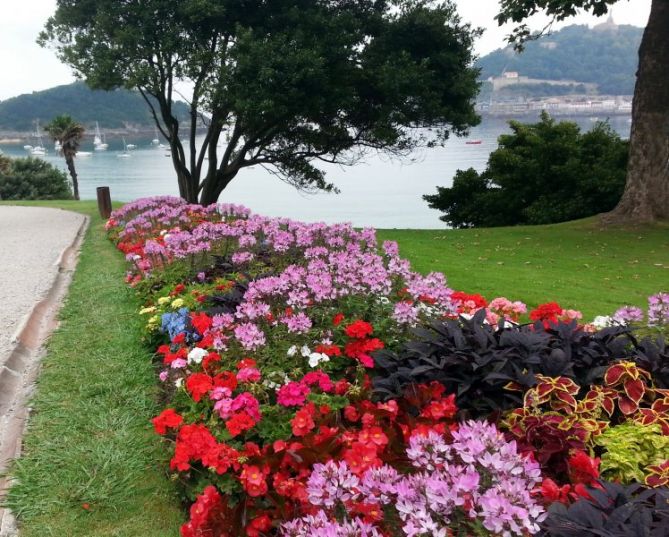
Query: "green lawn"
1 200 183 536
378 217 669 320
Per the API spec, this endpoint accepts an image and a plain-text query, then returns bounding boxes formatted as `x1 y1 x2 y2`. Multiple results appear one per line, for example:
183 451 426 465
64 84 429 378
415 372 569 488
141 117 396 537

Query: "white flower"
187 347 208 365
300 345 311 357
592 315 616 329
308 352 330 368
287 345 298 357
175 378 184 388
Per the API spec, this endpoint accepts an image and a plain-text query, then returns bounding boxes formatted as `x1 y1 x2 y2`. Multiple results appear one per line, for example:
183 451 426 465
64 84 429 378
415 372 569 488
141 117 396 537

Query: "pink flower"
237 367 261 383
277 381 311 407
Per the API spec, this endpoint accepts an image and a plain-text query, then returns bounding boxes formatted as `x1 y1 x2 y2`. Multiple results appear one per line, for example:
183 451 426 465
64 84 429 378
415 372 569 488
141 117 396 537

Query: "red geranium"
529 302 564 325
344 320 374 339
291 405 316 436
186 373 214 402
152 408 183 435
226 411 256 438
191 312 213 335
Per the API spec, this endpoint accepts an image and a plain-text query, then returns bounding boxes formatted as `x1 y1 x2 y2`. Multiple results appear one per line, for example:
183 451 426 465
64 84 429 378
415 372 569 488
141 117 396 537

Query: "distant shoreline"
0 125 206 142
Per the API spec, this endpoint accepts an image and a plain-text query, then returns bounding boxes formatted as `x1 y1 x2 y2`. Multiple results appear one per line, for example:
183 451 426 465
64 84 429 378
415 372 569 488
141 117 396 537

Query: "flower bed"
107 196 669 536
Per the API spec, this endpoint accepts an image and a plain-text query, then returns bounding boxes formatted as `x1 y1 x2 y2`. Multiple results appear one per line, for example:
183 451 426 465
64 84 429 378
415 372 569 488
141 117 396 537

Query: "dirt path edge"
0 213 90 536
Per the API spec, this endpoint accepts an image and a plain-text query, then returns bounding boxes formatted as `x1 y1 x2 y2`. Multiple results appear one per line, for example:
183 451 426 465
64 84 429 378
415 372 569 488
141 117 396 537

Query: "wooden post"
96 186 112 219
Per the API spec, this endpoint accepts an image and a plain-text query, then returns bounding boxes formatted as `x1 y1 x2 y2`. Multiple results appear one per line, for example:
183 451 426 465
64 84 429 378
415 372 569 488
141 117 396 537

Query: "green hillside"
477 23 642 95
0 82 190 131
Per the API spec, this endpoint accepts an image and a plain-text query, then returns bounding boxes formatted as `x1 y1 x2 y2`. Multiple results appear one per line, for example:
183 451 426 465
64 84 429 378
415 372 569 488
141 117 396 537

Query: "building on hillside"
593 12 618 32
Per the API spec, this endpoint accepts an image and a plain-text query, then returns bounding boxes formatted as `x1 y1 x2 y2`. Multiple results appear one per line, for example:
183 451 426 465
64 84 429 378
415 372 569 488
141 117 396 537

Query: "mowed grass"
378 217 669 320
1 200 183 536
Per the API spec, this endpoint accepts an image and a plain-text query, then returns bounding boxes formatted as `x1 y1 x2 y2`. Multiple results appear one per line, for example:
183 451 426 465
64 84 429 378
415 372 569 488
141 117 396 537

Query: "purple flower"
613 305 644 324
233 322 266 350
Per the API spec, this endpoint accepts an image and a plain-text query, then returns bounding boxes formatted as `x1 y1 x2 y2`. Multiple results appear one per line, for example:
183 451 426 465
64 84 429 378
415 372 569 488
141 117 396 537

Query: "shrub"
596 423 669 485
0 157 73 200
372 311 665 417
423 112 628 228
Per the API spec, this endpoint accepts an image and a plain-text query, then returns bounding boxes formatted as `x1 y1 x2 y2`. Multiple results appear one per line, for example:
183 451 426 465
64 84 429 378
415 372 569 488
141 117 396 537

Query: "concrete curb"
0 213 89 536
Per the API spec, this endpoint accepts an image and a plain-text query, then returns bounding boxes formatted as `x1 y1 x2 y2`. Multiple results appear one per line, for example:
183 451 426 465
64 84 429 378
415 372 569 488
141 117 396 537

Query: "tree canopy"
41 0 482 204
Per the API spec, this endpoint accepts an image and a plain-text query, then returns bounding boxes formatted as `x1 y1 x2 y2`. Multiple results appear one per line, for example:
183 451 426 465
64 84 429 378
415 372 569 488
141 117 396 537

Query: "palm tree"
44 115 85 200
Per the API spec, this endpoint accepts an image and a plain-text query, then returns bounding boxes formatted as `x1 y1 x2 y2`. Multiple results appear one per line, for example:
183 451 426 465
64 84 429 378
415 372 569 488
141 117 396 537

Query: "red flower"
213 371 238 392
314 343 342 357
568 450 600 485
344 442 381 475
186 373 214 402
202 351 222 372
344 405 360 422
180 486 228 537
246 514 272 537
152 408 184 435
237 358 257 369
333 313 345 326
344 338 384 367
421 394 457 421
191 312 213 335
540 478 571 504
344 320 374 339
529 302 564 325
172 283 186 296
239 465 269 497
172 333 186 344
451 291 488 312
359 426 389 448
226 411 256 438
291 405 316 436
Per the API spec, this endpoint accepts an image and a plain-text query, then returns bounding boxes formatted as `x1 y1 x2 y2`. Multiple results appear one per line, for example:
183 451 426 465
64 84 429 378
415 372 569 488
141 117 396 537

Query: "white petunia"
300 345 311 357
592 315 616 329
187 347 208 365
287 345 298 357
175 378 184 389
308 352 330 368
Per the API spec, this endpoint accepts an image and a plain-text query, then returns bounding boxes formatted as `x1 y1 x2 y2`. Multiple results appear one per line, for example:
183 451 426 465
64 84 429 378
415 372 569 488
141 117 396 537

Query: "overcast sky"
0 0 652 101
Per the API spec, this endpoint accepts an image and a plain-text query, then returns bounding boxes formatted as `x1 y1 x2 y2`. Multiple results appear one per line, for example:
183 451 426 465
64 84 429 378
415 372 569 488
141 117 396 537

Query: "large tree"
496 0 669 224
44 114 85 200
40 0 481 205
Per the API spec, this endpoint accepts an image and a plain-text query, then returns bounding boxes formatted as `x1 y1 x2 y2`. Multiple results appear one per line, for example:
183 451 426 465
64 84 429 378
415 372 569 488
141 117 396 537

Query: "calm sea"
0 115 631 228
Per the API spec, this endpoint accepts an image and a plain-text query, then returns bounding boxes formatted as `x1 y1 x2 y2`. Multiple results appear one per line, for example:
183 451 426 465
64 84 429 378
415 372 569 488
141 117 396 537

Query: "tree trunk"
65 154 79 200
602 0 669 224
199 168 239 206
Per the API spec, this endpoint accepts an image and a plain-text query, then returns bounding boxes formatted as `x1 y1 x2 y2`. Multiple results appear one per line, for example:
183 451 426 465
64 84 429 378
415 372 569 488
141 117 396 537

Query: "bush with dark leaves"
540 481 669 537
372 310 669 417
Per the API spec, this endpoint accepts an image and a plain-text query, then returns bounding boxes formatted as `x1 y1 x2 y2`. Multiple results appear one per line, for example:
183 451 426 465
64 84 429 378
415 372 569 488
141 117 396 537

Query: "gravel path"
0 206 86 362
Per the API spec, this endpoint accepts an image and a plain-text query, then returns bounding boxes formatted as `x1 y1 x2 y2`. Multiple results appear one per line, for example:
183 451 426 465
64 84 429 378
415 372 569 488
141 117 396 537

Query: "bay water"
0 116 631 228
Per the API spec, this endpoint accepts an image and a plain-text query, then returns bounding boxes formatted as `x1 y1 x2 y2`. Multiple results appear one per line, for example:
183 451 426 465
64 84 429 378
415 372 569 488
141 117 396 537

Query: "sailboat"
30 121 47 157
94 122 109 151
117 138 131 158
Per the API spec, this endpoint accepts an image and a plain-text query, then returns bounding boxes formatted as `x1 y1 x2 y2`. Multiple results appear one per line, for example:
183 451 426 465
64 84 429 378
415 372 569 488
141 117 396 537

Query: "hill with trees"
477 23 642 95
0 82 190 131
